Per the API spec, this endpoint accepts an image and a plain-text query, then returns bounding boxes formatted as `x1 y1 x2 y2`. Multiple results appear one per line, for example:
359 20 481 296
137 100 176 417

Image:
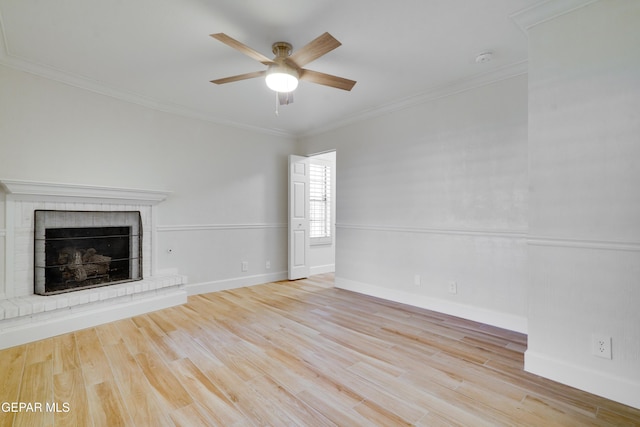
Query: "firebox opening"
34 210 142 295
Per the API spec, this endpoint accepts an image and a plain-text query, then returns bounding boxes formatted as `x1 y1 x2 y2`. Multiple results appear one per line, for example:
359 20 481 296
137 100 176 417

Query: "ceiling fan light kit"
265 66 299 92
210 32 356 105
265 42 299 93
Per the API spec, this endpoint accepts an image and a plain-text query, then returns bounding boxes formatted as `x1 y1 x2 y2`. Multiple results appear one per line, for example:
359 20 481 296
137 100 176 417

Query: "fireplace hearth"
34 210 142 295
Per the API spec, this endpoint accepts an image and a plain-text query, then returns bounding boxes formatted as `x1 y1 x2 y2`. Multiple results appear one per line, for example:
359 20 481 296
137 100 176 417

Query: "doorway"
288 151 336 280
308 151 336 275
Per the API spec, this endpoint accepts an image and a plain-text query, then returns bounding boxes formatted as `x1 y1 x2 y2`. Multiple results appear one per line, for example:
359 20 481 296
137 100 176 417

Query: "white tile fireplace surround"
0 179 187 349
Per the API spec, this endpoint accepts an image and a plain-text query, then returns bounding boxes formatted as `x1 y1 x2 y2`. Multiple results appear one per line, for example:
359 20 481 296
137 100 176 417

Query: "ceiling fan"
210 32 356 105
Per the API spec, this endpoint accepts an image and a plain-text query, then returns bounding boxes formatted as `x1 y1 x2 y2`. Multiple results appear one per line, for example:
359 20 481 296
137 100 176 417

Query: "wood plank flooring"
1 273 639 426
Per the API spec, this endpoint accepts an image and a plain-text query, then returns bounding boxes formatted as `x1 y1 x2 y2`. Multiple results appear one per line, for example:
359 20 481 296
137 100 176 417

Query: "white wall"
0 64 296 294
524 0 640 409
300 74 529 332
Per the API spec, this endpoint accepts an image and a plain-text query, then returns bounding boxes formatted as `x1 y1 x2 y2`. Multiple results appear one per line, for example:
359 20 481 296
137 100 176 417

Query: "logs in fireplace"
34 210 142 295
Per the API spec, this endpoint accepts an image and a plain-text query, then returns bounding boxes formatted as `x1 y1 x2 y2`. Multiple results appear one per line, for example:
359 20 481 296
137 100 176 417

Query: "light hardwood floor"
1 273 639 426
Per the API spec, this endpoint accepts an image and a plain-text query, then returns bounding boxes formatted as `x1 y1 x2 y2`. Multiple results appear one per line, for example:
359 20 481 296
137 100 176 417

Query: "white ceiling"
0 0 541 137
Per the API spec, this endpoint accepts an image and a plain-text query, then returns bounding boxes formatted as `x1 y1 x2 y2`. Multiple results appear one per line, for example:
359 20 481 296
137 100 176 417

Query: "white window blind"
309 162 332 244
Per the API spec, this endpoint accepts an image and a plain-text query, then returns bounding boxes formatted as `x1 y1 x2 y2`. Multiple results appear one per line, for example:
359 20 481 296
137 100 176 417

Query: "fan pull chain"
275 92 280 116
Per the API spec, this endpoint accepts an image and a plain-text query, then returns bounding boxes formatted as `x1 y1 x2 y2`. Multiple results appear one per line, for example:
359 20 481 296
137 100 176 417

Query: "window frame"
309 159 333 246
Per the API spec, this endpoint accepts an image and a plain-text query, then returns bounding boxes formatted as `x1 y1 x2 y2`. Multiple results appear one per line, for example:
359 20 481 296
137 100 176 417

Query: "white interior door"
288 155 310 280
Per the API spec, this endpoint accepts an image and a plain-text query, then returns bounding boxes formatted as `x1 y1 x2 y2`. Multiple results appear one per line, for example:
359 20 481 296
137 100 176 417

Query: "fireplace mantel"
0 179 186 349
0 179 171 204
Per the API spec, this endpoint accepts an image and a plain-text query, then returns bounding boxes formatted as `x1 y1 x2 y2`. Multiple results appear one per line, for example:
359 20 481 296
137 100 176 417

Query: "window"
309 161 332 245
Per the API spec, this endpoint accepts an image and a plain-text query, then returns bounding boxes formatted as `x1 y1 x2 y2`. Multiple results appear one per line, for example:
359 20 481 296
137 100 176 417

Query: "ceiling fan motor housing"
272 42 293 58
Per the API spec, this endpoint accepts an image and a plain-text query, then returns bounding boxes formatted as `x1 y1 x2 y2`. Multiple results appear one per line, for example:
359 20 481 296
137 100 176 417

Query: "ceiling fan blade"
210 33 274 65
288 32 341 68
299 69 356 91
210 70 266 85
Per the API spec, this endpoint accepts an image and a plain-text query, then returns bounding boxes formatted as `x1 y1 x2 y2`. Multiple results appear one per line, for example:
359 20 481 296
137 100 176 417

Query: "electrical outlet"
241 261 249 272
448 281 457 294
266 260 271 269
592 335 612 359
414 274 421 286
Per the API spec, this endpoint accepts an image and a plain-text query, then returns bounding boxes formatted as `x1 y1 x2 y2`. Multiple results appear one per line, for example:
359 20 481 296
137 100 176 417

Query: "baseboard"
310 264 335 276
0 289 187 350
335 277 527 334
186 271 289 296
525 350 640 409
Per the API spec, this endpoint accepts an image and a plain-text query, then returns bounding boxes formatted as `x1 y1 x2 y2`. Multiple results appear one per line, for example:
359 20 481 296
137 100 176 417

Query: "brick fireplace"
0 179 187 349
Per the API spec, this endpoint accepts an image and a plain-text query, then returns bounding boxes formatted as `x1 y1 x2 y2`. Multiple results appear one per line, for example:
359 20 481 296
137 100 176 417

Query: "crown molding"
0 8 7 58
0 5 531 141
0 10 293 140
1 38 527 142
300 60 529 138
510 0 600 33
0 54 294 139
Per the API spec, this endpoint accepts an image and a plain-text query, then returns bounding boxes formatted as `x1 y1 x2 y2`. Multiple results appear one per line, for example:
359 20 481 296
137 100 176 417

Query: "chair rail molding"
336 223 528 240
